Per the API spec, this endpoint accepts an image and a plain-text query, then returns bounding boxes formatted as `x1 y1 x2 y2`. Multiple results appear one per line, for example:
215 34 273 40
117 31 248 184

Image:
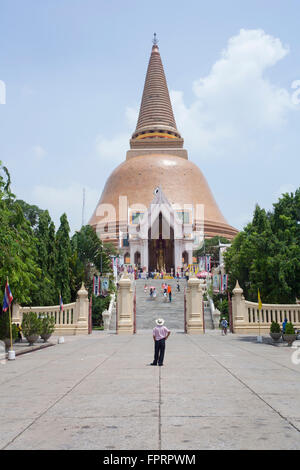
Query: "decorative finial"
153 32 158 46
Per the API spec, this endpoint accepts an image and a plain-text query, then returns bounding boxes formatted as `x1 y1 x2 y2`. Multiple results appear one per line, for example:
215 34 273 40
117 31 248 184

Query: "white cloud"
170 29 296 159
94 30 296 165
31 184 99 233
95 132 128 163
125 105 139 129
32 145 46 161
274 183 296 200
95 105 139 163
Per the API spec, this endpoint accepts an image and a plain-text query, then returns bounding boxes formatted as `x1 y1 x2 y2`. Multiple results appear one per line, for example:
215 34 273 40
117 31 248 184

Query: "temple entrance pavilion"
148 212 174 273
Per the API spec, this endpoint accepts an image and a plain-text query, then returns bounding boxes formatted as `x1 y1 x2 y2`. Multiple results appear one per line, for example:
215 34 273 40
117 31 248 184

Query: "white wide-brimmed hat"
156 318 165 326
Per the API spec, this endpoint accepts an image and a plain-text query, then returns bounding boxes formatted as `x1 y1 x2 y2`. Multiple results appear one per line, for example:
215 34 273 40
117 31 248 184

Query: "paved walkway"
1 331 300 450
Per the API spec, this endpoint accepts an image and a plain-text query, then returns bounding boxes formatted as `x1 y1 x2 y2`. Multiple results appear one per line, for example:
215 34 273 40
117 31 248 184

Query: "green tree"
194 236 230 267
55 213 71 303
70 225 113 299
32 210 57 305
225 196 300 304
0 164 40 305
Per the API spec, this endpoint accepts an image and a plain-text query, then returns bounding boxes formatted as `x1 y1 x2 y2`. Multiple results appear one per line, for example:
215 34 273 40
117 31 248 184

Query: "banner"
213 274 220 292
101 277 109 297
220 274 228 292
199 256 205 271
205 255 211 272
93 275 101 296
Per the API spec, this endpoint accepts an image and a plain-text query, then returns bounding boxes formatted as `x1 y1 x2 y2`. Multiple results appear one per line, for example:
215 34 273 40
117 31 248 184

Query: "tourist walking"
16 323 22 342
167 284 172 302
150 318 171 366
221 317 228 335
176 281 180 292
282 317 288 333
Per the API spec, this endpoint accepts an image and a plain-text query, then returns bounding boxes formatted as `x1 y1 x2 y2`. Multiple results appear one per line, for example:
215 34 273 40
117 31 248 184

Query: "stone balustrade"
232 280 300 334
102 293 116 330
12 283 89 335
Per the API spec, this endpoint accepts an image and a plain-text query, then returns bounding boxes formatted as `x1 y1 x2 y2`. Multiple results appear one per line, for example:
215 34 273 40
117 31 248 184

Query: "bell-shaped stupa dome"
90 36 238 244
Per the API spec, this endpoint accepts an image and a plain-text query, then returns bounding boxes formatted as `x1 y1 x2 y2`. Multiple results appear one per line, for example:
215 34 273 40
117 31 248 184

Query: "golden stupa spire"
130 35 183 149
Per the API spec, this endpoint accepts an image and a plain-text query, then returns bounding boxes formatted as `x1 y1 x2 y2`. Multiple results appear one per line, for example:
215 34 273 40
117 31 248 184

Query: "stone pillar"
142 239 148 271
212 308 221 329
174 240 182 272
188 248 193 266
12 303 22 324
232 280 246 330
117 271 134 334
75 283 89 335
186 274 203 334
102 310 110 330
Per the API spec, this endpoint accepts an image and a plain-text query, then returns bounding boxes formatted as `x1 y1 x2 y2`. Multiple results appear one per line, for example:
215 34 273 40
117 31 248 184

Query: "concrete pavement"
1 330 300 450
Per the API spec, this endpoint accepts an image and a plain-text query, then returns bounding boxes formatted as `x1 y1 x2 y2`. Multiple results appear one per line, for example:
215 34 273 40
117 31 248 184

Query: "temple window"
177 211 190 224
131 211 143 224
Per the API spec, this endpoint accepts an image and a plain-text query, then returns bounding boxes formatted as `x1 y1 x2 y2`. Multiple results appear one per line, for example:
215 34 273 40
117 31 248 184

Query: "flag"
222 274 228 291
3 281 13 312
59 294 64 312
258 289 262 310
205 255 211 272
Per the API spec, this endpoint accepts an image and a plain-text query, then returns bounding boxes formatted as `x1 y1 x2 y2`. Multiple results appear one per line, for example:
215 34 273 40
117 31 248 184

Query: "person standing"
150 319 171 366
220 317 228 335
282 318 288 333
16 323 22 342
167 284 172 302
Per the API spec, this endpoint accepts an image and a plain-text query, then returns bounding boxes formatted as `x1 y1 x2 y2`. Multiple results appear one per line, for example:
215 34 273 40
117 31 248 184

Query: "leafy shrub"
92 294 111 327
213 294 228 315
270 321 281 333
0 311 18 341
21 312 42 338
40 316 55 337
285 322 295 334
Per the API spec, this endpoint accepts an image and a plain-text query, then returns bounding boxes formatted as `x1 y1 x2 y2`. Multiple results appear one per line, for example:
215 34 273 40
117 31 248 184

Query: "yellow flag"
258 289 262 310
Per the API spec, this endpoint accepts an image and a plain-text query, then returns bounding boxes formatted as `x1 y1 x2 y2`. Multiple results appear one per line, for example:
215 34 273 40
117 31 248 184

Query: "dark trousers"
153 338 166 365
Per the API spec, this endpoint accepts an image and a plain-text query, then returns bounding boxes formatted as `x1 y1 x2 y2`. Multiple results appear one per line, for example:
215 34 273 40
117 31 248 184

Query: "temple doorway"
134 251 141 267
148 212 174 273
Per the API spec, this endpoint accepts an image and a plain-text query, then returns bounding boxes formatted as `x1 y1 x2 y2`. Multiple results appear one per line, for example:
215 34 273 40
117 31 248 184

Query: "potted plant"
21 312 42 345
40 316 55 342
270 321 282 342
283 322 297 346
0 311 18 350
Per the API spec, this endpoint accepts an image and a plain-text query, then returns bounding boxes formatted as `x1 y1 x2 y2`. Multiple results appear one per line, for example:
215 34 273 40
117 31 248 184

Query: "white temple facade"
119 187 204 273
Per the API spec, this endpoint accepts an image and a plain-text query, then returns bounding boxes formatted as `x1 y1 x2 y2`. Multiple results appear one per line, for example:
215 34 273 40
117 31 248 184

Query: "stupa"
89 35 238 272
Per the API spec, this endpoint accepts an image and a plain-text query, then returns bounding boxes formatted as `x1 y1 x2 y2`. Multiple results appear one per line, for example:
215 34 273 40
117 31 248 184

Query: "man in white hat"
150 318 171 366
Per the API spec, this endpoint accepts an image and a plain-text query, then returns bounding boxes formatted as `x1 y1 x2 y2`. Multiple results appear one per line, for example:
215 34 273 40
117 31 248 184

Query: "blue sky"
0 0 300 233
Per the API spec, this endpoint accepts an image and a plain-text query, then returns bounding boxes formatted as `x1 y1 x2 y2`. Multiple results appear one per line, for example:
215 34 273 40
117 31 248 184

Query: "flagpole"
8 302 13 351
5 277 16 360
6 277 13 351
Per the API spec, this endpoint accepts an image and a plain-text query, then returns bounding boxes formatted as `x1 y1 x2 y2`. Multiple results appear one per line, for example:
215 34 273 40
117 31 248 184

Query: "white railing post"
117 271 134 334
75 283 89 335
232 281 248 333
186 274 203 334
12 303 22 324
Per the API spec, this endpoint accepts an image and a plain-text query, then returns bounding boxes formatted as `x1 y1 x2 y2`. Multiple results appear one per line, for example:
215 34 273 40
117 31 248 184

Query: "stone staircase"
109 277 215 331
135 278 186 330
204 302 214 330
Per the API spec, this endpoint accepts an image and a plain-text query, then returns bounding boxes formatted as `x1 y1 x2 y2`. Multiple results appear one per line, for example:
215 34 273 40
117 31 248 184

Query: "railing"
246 301 300 325
12 283 90 335
102 293 116 331
232 281 300 333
